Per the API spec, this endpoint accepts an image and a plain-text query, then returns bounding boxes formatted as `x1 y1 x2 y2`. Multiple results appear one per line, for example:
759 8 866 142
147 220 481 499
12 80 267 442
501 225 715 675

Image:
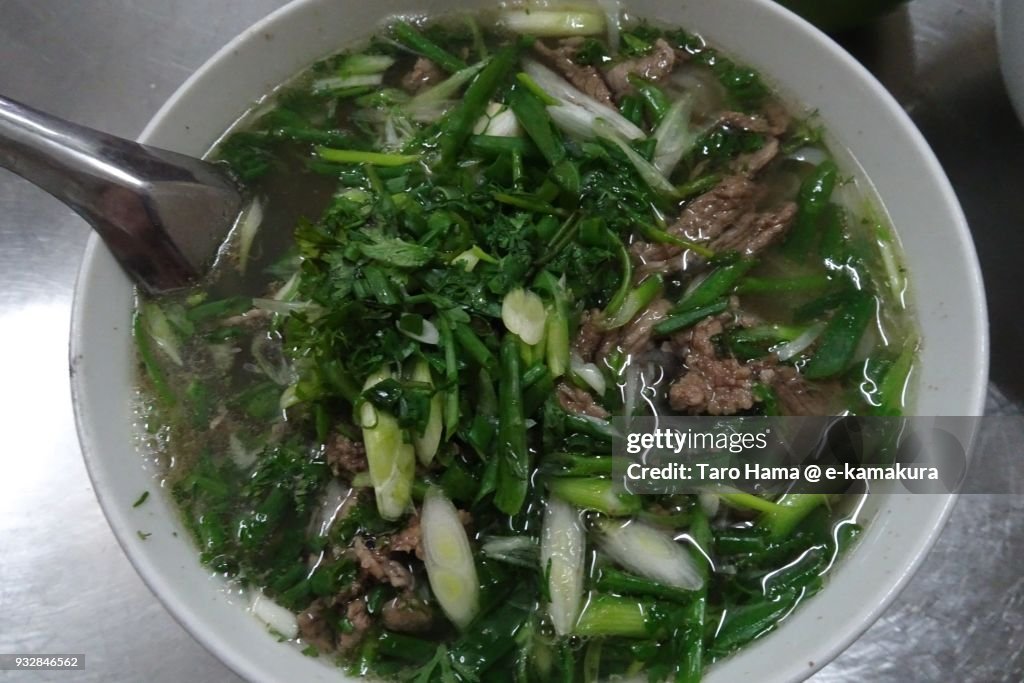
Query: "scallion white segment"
338 53 396 75
249 591 298 639
312 73 384 91
570 352 607 396
409 60 487 106
252 297 318 317
141 302 182 366
411 359 443 464
521 59 645 141
594 119 678 197
236 197 263 275
774 322 826 361
500 9 606 37
481 535 539 567
360 368 416 520
596 0 621 55
541 498 586 636
546 100 603 140
595 518 703 591
474 102 522 137
502 288 547 345
397 317 440 345
652 95 697 176
421 487 480 629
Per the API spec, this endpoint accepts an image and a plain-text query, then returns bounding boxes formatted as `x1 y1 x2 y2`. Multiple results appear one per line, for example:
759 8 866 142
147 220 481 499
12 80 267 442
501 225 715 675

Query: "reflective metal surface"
0 0 1018 681
0 94 243 293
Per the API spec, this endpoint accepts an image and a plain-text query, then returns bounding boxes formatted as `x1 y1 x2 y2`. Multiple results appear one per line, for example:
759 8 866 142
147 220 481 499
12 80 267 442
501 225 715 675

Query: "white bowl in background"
998 0 1024 125
70 0 989 681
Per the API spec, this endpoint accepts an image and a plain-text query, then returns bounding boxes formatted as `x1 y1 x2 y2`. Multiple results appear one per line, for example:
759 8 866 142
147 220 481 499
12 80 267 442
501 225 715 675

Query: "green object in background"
775 0 909 32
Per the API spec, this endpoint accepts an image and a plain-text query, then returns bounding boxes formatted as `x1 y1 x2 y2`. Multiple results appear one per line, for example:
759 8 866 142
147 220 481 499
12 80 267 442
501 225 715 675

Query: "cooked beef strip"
297 598 335 652
381 593 435 634
533 38 614 105
629 240 675 267
338 598 372 653
668 314 756 415
633 158 798 278
759 364 838 416
401 57 444 93
632 175 760 278
604 38 678 99
730 136 781 177
387 514 424 559
556 381 610 419
352 536 414 589
381 508 472 561
716 104 791 137
598 298 673 359
665 301 838 416
573 308 607 363
668 175 760 244
325 434 368 479
709 201 797 256
335 574 368 603
221 307 272 328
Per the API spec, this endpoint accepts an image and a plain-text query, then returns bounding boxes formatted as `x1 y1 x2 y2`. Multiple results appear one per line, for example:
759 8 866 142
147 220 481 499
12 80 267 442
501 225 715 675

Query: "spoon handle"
0 95 241 293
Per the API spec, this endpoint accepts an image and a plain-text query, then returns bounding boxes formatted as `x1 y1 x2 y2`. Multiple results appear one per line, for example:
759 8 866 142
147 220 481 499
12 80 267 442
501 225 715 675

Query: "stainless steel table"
0 1 1020 681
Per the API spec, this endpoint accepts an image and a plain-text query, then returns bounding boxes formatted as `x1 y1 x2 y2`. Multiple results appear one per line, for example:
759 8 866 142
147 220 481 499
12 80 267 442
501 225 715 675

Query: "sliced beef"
604 38 678 99
221 307 272 328
668 314 755 415
598 298 673 359
630 240 675 266
717 105 791 137
619 298 673 355
667 310 839 416
760 364 837 416
297 599 335 652
633 176 759 277
325 434 368 479
338 598 372 653
383 508 471 560
668 175 759 244
730 136 781 177
557 381 610 419
633 173 795 278
534 38 614 105
335 573 368 603
709 201 798 257
387 515 424 559
381 594 435 634
353 536 414 589
401 57 444 93
573 309 607 363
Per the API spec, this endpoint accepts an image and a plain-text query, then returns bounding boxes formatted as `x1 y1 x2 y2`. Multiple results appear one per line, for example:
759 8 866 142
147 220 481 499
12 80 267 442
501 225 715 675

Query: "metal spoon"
0 94 244 294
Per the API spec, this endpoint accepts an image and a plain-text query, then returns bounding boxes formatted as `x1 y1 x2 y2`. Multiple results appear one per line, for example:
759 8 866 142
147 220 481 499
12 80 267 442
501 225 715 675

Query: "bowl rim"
69 0 989 681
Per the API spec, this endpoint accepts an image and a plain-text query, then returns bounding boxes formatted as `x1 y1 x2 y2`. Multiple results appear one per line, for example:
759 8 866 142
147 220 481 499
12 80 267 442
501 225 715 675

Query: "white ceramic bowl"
70 0 989 681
